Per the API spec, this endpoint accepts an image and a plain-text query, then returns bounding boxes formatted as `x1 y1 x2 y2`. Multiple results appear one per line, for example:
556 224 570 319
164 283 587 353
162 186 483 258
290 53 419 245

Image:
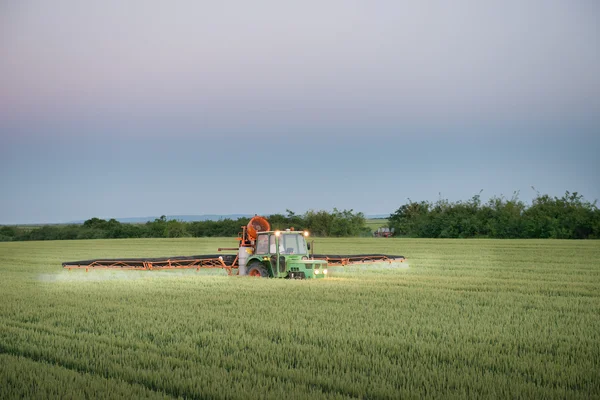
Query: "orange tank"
247 216 270 240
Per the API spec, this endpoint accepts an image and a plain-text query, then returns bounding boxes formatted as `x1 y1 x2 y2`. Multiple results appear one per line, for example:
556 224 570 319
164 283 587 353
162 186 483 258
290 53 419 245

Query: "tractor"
243 229 328 279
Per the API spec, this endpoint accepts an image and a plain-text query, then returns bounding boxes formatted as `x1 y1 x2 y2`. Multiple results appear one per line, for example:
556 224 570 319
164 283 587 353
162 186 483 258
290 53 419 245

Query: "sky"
0 0 599 224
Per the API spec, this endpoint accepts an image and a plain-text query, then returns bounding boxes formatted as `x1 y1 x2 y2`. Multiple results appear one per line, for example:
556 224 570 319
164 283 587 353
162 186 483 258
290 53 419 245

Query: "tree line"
1 191 598 241
0 209 370 241
388 191 600 239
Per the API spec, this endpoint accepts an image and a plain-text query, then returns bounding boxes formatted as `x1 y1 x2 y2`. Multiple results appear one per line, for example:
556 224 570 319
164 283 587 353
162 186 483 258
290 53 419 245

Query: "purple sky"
1 1 599 224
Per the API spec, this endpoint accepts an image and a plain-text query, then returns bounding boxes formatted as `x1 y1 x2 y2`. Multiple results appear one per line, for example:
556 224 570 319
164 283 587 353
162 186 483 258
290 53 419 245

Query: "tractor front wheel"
247 262 268 278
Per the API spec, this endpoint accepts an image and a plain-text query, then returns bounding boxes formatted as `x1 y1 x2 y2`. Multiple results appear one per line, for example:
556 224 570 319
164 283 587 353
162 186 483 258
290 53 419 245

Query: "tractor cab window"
269 235 280 253
256 234 269 254
279 234 307 255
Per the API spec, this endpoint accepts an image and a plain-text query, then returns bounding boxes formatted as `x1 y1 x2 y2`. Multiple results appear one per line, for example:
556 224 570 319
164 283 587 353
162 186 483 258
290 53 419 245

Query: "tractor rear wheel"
247 262 268 278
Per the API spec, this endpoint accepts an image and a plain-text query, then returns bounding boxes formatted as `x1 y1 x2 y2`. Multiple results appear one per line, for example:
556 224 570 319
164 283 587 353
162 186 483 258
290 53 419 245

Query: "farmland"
1 238 599 398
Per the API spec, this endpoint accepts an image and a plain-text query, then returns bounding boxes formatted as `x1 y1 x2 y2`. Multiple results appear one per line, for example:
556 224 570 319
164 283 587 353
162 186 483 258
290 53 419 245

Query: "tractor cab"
255 231 306 255
246 230 328 279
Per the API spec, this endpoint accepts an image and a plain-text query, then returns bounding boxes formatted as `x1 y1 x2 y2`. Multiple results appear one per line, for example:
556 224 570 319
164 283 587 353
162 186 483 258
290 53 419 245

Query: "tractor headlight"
314 269 320 275
323 269 328 274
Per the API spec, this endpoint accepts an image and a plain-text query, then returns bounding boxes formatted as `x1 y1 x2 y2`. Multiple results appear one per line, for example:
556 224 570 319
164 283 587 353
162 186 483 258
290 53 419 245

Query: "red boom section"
62 254 239 274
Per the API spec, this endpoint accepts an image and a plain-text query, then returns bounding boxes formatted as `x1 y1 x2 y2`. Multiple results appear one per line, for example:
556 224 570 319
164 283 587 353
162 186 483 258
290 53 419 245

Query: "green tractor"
244 230 328 279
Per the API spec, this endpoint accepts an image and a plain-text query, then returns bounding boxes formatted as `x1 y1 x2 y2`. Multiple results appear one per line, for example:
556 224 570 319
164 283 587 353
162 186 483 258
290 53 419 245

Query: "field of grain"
1 238 599 398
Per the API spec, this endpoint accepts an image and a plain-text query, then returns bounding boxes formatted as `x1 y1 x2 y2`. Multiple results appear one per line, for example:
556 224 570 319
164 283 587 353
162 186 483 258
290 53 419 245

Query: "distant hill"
71 214 255 224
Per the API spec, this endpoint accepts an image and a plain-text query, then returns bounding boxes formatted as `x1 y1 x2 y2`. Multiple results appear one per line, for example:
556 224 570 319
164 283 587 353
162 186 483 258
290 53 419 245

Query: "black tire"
247 262 268 277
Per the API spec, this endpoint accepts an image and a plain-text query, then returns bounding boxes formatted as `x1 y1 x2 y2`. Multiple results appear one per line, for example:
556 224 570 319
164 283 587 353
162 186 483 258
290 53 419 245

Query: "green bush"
389 191 599 239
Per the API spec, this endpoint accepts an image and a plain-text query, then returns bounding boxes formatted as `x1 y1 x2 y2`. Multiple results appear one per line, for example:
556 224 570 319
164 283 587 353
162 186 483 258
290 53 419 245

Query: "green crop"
0 238 599 399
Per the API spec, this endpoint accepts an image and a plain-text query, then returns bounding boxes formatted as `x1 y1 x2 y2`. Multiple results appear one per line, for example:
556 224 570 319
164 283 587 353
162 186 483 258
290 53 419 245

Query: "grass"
365 219 388 233
1 238 599 398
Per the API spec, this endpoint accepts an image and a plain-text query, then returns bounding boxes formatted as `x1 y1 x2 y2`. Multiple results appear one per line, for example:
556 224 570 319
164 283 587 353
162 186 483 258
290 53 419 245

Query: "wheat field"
1 238 599 398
